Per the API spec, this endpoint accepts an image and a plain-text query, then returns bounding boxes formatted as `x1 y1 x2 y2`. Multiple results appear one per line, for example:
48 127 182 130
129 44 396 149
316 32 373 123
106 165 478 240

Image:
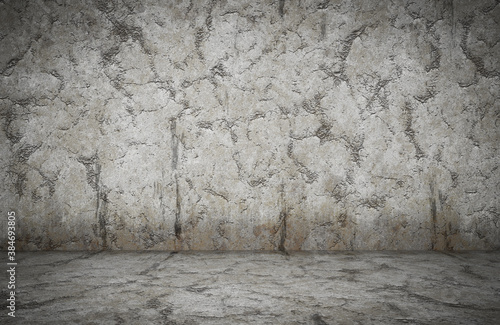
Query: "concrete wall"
1 0 499 250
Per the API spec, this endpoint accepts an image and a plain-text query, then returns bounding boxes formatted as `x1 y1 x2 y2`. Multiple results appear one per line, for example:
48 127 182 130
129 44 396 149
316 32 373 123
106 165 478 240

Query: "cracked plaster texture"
0 0 499 250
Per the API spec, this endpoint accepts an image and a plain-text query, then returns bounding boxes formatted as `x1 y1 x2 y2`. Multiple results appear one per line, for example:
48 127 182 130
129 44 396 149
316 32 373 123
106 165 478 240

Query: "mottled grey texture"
1 251 500 324
0 0 499 250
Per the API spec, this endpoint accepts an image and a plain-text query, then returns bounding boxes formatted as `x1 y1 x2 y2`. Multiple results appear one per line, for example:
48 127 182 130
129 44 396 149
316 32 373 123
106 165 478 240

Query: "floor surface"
1 251 499 324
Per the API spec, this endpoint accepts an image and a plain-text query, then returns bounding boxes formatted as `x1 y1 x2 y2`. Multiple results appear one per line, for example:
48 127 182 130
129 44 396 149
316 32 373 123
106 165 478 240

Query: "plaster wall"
1 0 499 250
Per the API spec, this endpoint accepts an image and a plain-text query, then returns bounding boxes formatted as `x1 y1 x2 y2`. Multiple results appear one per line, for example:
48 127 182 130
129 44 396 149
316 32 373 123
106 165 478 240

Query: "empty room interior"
1 0 499 324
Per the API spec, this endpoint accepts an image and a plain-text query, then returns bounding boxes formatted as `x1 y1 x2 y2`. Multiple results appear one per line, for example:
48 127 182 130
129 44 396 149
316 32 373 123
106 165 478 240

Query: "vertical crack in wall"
340 26 366 61
279 0 285 18
12 171 26 197
95 160 108 250
320 13 327 40
171 119 178 171
174 175 182 240
430 182 437 250
194 28 205 61
205 0 216 31
450 0 455 48
160 170 166 229
78 154 108 250
171 119 182 240
278 208 287 252
426 42 441 72
339 25 367 82
278 186 288 252
1 104 22 144
403 102 425 159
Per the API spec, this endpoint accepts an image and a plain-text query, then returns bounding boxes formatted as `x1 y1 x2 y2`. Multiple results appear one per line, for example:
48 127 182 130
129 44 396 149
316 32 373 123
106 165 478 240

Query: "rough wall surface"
0 0 499 251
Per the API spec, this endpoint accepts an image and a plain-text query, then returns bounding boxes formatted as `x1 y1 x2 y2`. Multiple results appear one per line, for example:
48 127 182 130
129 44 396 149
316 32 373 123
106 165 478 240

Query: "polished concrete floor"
1 251 499 324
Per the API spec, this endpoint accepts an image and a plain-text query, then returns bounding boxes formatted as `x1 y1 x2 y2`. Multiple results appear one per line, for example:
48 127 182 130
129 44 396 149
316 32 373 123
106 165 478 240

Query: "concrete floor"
1 251 499 324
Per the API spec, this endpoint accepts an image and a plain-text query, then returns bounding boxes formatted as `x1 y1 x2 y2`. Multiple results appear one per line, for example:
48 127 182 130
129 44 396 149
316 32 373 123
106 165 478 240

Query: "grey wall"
1 0 499 250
